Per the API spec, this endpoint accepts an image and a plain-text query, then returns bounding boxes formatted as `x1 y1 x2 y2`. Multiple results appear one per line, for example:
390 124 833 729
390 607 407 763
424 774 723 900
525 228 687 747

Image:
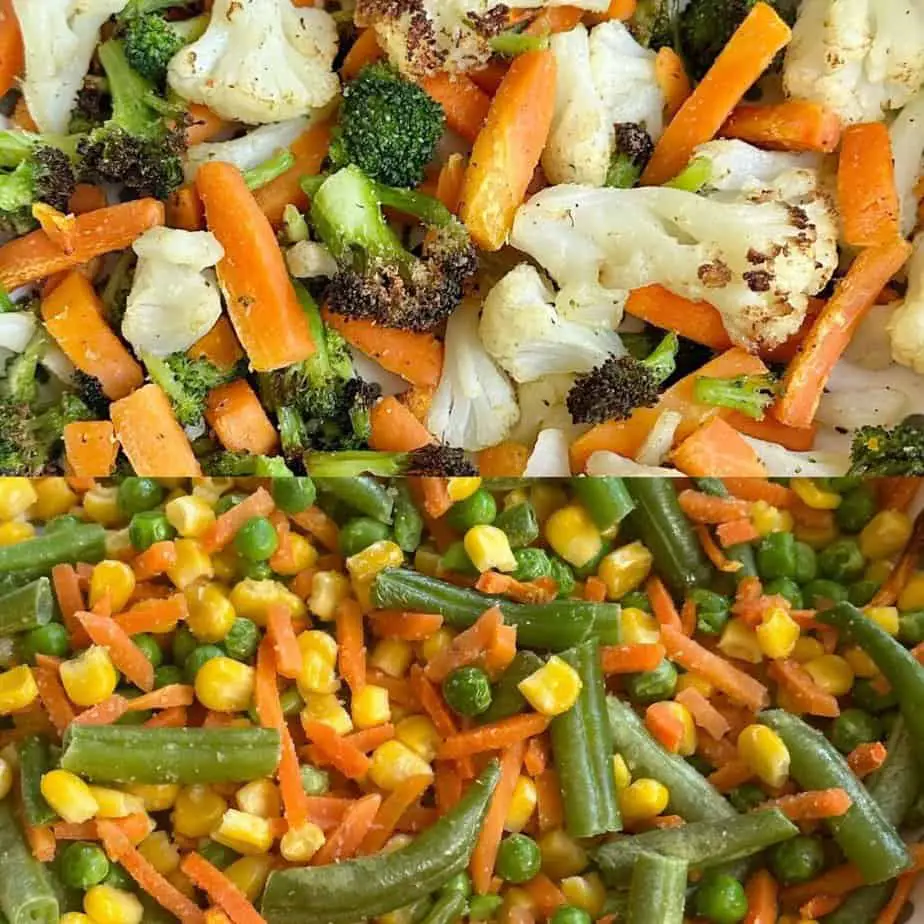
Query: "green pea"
446 489 497 531
440 872 472 900
757 531 797 581
763 577 803 609
131 633 162 669
495 502 539 549
551 907 592 924
215 493 249 515
469 896 503 921
829 476 862 493
495 834 541 883
118 478 164 514
512 548 552 582
801 579 848 610
238 559 274 580
550 558 576 598
442 666 492 717
171 627 198 668
898 610 924 646
728 783 766 813
339 517 391 557
59 841 110 890
848 579 880 607
183 644 224 683
22 622 69 662
102 862 134 890
300 764 330 795
690 588 730 635
818 538 866 583
45 515 82 534
693 873 747 924
197 840 239 870
836 485 878 533
620 591 651 612
626 660 677 705
851 677 898 713
223 618 259 662
234 516 279 562
793 542 818 584
770 835 825 886
153 665 183 689
830 708 881 754
439 541 477 576
128 511 175 552
272 477 317 514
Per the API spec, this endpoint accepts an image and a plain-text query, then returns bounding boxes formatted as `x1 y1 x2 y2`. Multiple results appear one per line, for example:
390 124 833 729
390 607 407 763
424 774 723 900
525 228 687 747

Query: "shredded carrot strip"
290 506 339 551
132 541 177 581
799 894 842 919
52 563 90 647
128 684 195 712
368 610 444 640
707 759 753 793
675 686 730 739
767 659 840 718
180 852 264 924
601 643 666 675
302 718 371 780
722 478 795 508
646 576 683 631
201 488 275 553
73 695 130 726
265 603 302 680
145 706 187 728
312 793 382 866
761 788 852 821
876 871 920 924
33 659 76 735
871 510 924 606
678 490 751 523
24 824 56 862
424 605 503 682
114 594 187 635
716 518 760 548
409 665 460 738
437 713 551 760
359 774 432 855
743 869 778 924
76 609 155 691
696 524 744 573
847 741 888 779
336 597 367 694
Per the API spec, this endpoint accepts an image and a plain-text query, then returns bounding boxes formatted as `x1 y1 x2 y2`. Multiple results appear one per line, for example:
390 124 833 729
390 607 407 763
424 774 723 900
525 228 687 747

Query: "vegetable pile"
0 473 920 924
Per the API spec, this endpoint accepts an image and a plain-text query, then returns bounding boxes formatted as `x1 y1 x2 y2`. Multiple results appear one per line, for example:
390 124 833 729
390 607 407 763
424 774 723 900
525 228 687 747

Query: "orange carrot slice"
722 100 841 153
743 869 778 924
188 316 245 370
601 643 666 674
201 487 275 553
301 719 372 780
438 713 551 760
424 606 503 683
180 852 262 924
311 793 382 866
671 417 768 478
419 73 490 143
63 421 119 478
369 396 434 452
76 610 155 691
838 123 900 248
205 380 279 456
114 594 186 635
368 611 444 640
336 598 366 694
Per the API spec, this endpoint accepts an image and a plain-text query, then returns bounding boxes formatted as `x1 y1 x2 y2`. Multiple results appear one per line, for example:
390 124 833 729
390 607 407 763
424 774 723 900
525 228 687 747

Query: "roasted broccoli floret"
630 0 683 50
567 332 678 424
141 352 239 428
693 373 779 420
69 80 112 135
848 418 924 477
306 444 476 478
605 123 655 189
78 39 187 200
310 165 477 331
330 63 445 189
122 13 208 86
71 371 111 419
200 452 294 477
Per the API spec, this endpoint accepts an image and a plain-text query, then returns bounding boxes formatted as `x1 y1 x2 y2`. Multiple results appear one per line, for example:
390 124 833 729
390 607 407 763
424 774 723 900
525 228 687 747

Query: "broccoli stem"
305 451 406 478
243 150 296 191
0 133 36 169
97 40 159 135
283 204 310 244
490 31 550 56
664 156 713 192
693 374 778 420
140 353 191 423
4 329 46 403
0 286 15 313
119 0 199 18
372 182 453 228
642 332 679 385
605 154 643 189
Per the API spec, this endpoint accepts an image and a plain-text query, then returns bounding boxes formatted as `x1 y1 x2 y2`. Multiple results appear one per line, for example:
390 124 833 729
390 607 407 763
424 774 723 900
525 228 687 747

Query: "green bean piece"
592 809 796 887
419 891 465 924
758 710 910 884
495 502 539 549
393 483 424 553
867 717 920 829
480 651 544 723
0 800 58 924
315 476 394 524
0 523 106 575
551 639 621 838
0 579 53 636
571 478 635 531
60 726 281 785
262 762 499 924
606 697 734 822
626 853 686 924
819 882 891 924
19 735 57 826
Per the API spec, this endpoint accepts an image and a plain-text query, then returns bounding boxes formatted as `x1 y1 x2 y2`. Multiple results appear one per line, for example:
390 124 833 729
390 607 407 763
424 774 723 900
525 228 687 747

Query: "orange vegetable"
291 507 339 552
51 564 89 647
33 659 76 736
414 477 453 520
725 411 817 453
707 759 754 793
800 895 843 919
419 73 491 143
478 441 530 477
165 186 204 232
132 541 177 581
672 417 769 478
196 161 314 371
436 153 467 214
184 104 228 146
764 788 852 821
523 736 549 777
847 741 889 779
876 872 919 924
767 659 840 718
342 28 382 80
871 510 924 607
10 95 36 132
180 852 262 924
188 316 245 370
369 610 444 640
369 396 434 452
266 604 302 680
63 421 119 478
523 874 566 919
643 4 792 185
678 489 751 524
202 487 275 553
312 793 382 866
599 0 637 19
68 185 108 216
359 775 432 855
409 665 458 738
839 123 900 248
52 813 152 845
524 6 584 34
656 48 691 121
147 706 189 728
438 713 551 760
647 576 683 632
0 0 23 97
723 478 796 508
110 385 202 477
469 60 509 95
601 643 666 675
24 825 55 862
425 606 503 683
460 50 557 251
73 695 130 726
717 518 761 548
879 477 923 513
336 598 366 695
302 719 371 780
128 685 195 712
535 768 564 833
722 101 841 153
114 595 187 635
645 701 685 752
743 870 778 924
205 379 279 456
675 686 730 739
76 610 155 691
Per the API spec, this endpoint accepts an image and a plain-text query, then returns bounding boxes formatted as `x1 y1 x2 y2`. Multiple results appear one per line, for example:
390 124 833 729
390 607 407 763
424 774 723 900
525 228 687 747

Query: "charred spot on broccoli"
605 123 655 189
200 452 294 477
693 373 778 420
69 80 112 134
330 62 445 189
305 443 477 477
122 12 208 86
310 165 476 331
567 332 678 425
848 419 924 477
141 352 240 428
71 371 111 419
629 0 683 50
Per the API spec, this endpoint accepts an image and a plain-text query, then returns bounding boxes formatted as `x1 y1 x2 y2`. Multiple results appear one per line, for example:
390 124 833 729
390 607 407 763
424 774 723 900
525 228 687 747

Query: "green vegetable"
271 478 317 515
627 853 686 924
625 659 677 704
571 478 635 532
848 580 880 607
851 677 898 714
605 123 655 189
131 633 162 668
183 644 223 683
439 872 471 900
495 834 541 883
769 835 824 886
829 709 881 755
316 476 394 524
469 896 503 921
693 872 747 924
446 489 496 532
21 622 70 662
690 588 729 635
442 666 492 718
153 665 183 689
223 618 260 662
801 579 848 610
836 486 877 533
848 420 924 477
694 374 778 420
0 800 58 924
121 10 207 84
763 577 803 609
58 842 110 891
818 882 892 924
393 483 424 554
867 717 919 828
19 735 56 827
439 542 476 576
117 477 165 514
728 783 765 813
757 531 797 581
551 906 592 924
550 558 576 599
0 524 105 576
621 591 651 612
818 538 865 583
418 891 465 924
198 840 240 871
243 150 296 191
339 517 392 557
495 502 539 549
142 351 240 429
480 651 544 724
898 609 924 645
234 517 279 562
512 548 552 582
128 511 175 552
0 579 53 636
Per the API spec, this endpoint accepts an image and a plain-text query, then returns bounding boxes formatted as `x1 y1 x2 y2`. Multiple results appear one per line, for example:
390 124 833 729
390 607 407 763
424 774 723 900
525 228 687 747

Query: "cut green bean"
479 651 544 723
19 735 56 826
626 853 687 924
393 483 423 553
315 476 394 524
867 717 919 828
571 478 635 532
0 800 58 924
0 524 106 575
0 579 53 636
495 502 539 549
820 883 892 924
419 890 465 924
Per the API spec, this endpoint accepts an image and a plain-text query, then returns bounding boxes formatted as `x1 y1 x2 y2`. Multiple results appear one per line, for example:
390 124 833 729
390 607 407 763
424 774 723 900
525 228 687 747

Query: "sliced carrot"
642 3 792 185
601 643 667 676
52 813 152 844
438 713 550 760
336 598 366 695
743 869 778 924
24 824 56 862
114 594 186 635
414 477 453 520
52 564 89 648
469 60 508 96
675 417 768 477
838 123 900 248
762 788 852 821
205 379 279 456
475 572 556 605
33 659 76 736
76 610 155 691
264 604 301 680
302 719 371 780
524 6 584 34
188 316 245 371
800 895 843 919
359 774 432 855
132 541 177 581
436 153 467 214
312 793 382 866
477 441 530 478
145 706 187 728
523 874 566 919
767 659 840 718
523 736 549 777
707 759 753 793
847 741 888 779
722 100 841 153
645 701 685 752
678 490 751 524
342 28 382 80
535 768 564 832
291 506 339 552
368 395 434 452
722 478 795 508
485 623 518 676
368 610 443 640
647 577 683 632
165 185 204 232
424 605 503 683
419 73 490 143
675 686 730 739
656 47 691 122
201 487 275 553
74 695 130 726
342 724 395 754
184 104 229 146
196 161 314 371
63 421 119 478
879 477 923 513
0 0 23 97
180 852 262 924
409 665 459 738
128 685 194 712
716 518 760 548
876 871 919 924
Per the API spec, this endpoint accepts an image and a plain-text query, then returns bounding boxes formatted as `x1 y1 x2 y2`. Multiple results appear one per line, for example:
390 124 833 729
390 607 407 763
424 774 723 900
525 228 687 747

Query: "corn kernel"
235 779 281 819
273 533 318 576
31 479 77 521
545 506 602 568
127 784 179 812
370 639 413 678
213 808 274 855
172 785 227 838
211 548 239 583
41 769 98 823
186 583 237 643
105 528 135 561
843 646 879 679
82 486 123 527
280 821 326 863
59 646 118 707
675 673 714 697
395 715 441 762
84 885 143 924
718 620 763 664
866 606 900 636
413 547 441 577
504 776 538 833
658 701 697 756
804 654 854 696
791 636 825 663
447 477 482 502
90 560 136 613
612 754 632 791
0 477 36 520
224 855 273 902
619 779 669 824
308 571 352 622
165 495 216 538
61 914 95 924
0 664 38 714
346 540 405 581
899 572 924 612
530 484 569 526
420 627 455 663
230 579 305 626
560 875 607 917
0 521 35 545
860 511 913 561
297 629 338 664
192 478 234 506
866 559 894 585
518 656 583 717
756 607 801 660
88 786 145 818
538 829 588 879
750 500 793 537
138 831 180 875
352 685 390 729
794 519 839 550
166 539 213 590
792 479 842 510
302 694 353 735
597 542 653 600
296 630 339 696
369 740 434 791
738 725 790 788
195 657 254 712
619 608 660 645
463 525 517 573
383 834 414 854
0 755 12 800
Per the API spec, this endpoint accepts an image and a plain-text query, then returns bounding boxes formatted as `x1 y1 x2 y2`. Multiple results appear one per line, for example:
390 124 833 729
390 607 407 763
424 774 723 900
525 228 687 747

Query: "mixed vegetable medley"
0 0 922 478
0 474 920 924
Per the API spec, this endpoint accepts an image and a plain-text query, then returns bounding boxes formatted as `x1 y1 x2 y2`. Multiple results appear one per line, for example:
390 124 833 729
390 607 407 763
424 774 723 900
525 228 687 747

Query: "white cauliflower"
428 299 520 451
510 161 838 349
783 0 924 125
480 264 624 383
690 140 824 193
12 0 130 134
122 228 226 358
890 89 924 238
167 0 340 124
523 429 571 477
510 374 584 445
888 231 924 374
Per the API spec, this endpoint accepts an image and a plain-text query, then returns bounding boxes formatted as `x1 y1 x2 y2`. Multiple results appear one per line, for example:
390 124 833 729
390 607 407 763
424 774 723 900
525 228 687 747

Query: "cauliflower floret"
167 0 340 124
523 429 571 477
479 264 625 383
691 140 824 193
427 298 519 451
12 0 130 134
510 165 838 349
890 89 924 238
783 0 924 125
510 374 585 445
122 228 225 358
888 231 924 374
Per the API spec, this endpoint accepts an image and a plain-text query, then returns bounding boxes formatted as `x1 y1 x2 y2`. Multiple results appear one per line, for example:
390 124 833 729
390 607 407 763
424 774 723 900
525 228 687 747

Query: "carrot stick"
469 60 508 96
74 695 130 726
800 895 842 919
642 3 792 185
775 239 912 429
368 611 443 640
766 659 840 718
847 741 888 779
33 660 76 736
302 719 372 780
336 598 366 695
413 477 452 519
437 713 551 760
342 724 394 754
419 73 490 143
205 379 279 456
180 852 262 924
165 185 204 231
196 161 315 371
132 541 177 581
144 706 187 728
523 736 549 777
63 421 119 478
342 28 382 80
424 606 503 683
312 793 382 866
110 384 202 478
359 774 432 855
879 477 923 513
0 0 23 97
523 874 566 919
188 316 245 370
707 759 753 793
41 271 144 400
128 685 194 712
743 869 778 924
265 604 301 680
524 6 584 34
290 506 339 552
114 594 186 635
478 441 530 478
722 100 841 153
409 665 458 738
656 47 691 122
661 625 769 711
24 825 55 862
647 577 683 632
52 564 89 647
675 686 730 739
600 0 638 19
838 123 900 248
184 104 229 146
485 623 518 676
876 872 919 924
436 153 467 214
369 396 434 452
678 490 751 524
0 198 164 291
762 788 852 821
645 701 685 752
69 185 108 216
672 417 769 478
76 610 155 691
201 487 275 553
460 49 557 251
723 478 795 508
717 519 761 548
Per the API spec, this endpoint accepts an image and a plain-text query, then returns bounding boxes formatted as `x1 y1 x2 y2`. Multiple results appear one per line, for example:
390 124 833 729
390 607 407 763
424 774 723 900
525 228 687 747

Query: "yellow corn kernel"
463 525 518 574
619 779 669 824
756 607 801 660
750 500 794 537
794 520 839 550
612 754 632 791
105 528 135 562
195 657 254 712
538 829 588 879
518 656 583 717
224 855 273 902
0 521 35 545
137 831 180 875
32 478 77 521
597 542 653 600
447 477 482 502
211 548 239 584
297 629 338 664
82 486 123 527
544 505 602 568
804 654 854 696
192 478 234 507
866 606 900 636
346 540 405 582
186 583 237 643
738 725 790 788
213 808 274 855
860 510 913 561
61 914 95 924
272 533 318 577
89 560 136 613
504 776 538 833
718 620 763 664
619 608 661 645
0 665 38 715
235 779 281 819
792 479 842 510
0 755 12 800
302 694 353 735
166 539 214 590
843 646 879 679
658 701 697 756
87 786 145 818
675 673 714 697
898 572 924 612
791 636 825 663
84 885 143 924
370 639 413 678
0 477 36 520
308 571 352 622
127 784 179 812
369 740 434 791
396 715 441 762
171 785 227 838
230 579 305 626
866 559 893 585
280 821 326 863
413 546 441 578
296 630 339 696
530 484 569 526
420 627 455 663
59 646 119 707
164 495 216 538
41 769 99 823
352 685 390 729
560 874 607 917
